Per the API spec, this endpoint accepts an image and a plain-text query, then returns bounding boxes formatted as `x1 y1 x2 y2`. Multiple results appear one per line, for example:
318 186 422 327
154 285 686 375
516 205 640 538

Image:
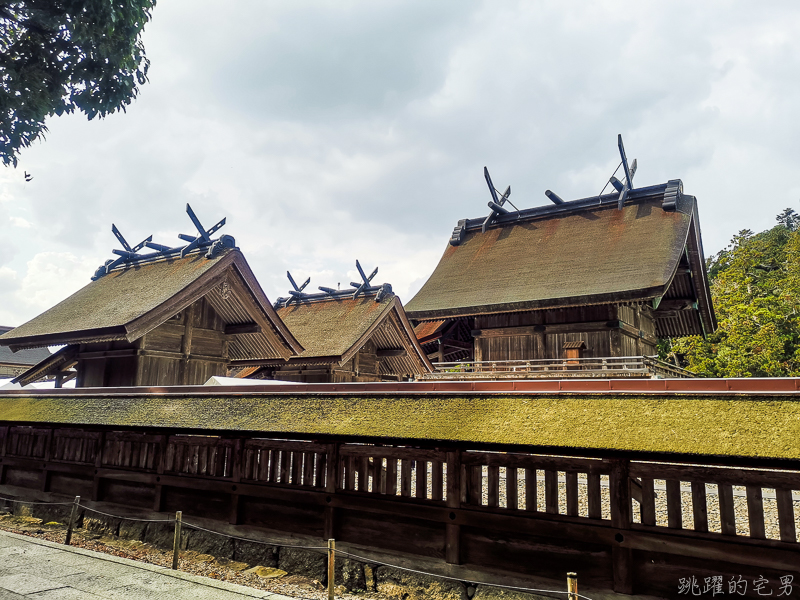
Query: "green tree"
0 0 156 166
666 208 800 377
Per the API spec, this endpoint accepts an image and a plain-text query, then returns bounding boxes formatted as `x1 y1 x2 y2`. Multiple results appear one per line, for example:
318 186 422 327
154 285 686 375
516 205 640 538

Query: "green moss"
1 393 798 460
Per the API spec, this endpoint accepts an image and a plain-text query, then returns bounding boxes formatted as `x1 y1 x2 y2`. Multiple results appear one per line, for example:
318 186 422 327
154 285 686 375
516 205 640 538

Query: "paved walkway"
0 530 295 599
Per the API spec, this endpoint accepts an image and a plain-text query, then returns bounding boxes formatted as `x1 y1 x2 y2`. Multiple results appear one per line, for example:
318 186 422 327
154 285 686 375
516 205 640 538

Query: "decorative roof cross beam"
481 167 513 233
611 134 637 210
283 271 311 307
92 225 153 279
179 204 227 257
351 260 379 299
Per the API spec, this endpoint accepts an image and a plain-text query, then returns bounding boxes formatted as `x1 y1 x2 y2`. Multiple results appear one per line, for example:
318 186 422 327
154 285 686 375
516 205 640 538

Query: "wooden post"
324 443 339 540
152 433 166 511
229 438 243 524
327 538 335 600
172 511 182 569
567 572 578 600
64 495 80 546
445 450 461 565
609 459 633 594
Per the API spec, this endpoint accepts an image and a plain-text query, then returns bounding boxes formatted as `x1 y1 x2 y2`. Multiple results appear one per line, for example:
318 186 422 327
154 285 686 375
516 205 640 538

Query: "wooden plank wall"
74 298 229 387
473 304 660 362
0 423 798 598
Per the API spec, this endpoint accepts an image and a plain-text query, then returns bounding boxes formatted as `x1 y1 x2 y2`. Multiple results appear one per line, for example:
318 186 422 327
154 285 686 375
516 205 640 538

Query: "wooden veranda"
0 380 797 599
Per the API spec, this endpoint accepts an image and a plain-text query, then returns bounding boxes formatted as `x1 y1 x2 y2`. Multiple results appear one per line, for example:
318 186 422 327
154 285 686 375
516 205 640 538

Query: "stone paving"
0 530 297 600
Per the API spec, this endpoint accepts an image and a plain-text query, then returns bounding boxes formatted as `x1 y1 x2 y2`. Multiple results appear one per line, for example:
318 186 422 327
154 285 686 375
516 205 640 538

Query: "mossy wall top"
0 391 798 461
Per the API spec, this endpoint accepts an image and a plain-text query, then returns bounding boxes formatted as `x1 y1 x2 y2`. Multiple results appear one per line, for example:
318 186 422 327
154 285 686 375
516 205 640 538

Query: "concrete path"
0 530 296 599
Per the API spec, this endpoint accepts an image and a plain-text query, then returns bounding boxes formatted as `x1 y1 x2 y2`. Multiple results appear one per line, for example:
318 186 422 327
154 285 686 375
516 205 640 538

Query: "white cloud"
2 0 800 324
9 217 31 229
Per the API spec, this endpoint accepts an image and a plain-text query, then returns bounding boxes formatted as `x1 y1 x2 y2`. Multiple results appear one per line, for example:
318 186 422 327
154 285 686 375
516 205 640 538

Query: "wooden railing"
423 356 693 379
0 424 798 597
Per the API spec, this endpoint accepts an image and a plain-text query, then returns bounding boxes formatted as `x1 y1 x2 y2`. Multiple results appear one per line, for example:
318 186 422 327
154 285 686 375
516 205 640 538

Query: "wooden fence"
0 424 798 598
423 356 694 379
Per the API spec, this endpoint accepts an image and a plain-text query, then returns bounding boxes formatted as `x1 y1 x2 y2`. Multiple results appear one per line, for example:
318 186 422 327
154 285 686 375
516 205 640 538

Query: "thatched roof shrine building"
0 248 302 387
406 177 716 366
234 289 432 383
0 326 51 379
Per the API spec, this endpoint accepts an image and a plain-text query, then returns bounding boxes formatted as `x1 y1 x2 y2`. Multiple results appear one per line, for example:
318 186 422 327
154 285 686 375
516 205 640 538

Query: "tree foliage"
665 208 800 377
0 0 156 166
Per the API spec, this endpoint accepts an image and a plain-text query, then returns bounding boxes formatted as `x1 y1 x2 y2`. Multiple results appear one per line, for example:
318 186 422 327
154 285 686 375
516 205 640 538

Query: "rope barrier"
78 504 176 523
180 520 328 551
0 495 73 506
336 548 595 600
0 494 593 599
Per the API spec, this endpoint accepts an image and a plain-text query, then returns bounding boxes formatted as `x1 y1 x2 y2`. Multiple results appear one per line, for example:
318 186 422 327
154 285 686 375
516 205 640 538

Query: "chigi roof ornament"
92 204 235 280
547 134 637 210
275 260 392 308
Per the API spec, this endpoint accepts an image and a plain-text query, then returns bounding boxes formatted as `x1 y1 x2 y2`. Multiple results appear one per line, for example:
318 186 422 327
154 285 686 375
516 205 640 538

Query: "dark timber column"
609 458 633 593
181 303 197 385
445 450 462 564
229 438 243 524
324 443 340 540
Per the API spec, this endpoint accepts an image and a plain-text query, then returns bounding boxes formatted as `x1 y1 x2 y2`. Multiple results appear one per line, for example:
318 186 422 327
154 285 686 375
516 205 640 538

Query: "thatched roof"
0 248 302 361
406 182 715 337
0 327 50 368
234 293 433 375
0 388 796 461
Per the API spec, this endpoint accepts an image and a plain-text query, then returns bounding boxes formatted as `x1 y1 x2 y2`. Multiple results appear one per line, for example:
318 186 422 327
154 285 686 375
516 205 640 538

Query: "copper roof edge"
457 182 674 233
2 377 800 396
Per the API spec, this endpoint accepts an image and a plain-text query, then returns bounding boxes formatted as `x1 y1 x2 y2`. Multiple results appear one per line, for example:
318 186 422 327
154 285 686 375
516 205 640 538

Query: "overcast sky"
1 1 799 326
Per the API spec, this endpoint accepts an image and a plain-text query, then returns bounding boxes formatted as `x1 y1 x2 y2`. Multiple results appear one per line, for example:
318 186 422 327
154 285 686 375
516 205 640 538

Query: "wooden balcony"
421 355 693 380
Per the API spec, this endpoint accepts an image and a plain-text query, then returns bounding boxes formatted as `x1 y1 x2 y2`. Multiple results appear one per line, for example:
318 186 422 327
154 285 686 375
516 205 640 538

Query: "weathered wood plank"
486 465 499 508
565 471 578 517
630 463 800 490
415 460 427 499
666 479 682 529
461 452 608 474
776 488 797 543
524 467 537 512
385 458 398 496
506 466 518 510
639 477 655 526
431 461 443 502
292 451 303 486
400 459 412 498
588 472 602 520
691 481 708 533
746 486 765 539
358 456 369 492
544 470 558 514
303 452 314 486
718 484 737 536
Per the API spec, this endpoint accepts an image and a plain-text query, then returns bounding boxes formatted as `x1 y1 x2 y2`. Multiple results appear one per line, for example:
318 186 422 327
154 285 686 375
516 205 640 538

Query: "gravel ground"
0 514 369 600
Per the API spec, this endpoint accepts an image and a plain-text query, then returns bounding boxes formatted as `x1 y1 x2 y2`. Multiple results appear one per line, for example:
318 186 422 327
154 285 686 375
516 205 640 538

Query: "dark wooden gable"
3 249 303 387
408 180 716 365
234 293 433 383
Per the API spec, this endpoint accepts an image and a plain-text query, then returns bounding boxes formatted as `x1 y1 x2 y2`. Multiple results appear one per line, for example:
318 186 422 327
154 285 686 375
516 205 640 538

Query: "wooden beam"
440 338 472 350
656 298 696 311
224 322 261 335
376 348 407 358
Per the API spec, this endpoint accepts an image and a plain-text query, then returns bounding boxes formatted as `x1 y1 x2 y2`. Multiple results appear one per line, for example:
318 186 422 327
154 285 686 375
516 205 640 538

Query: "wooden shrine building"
0 326 51 379
232 268 433 382
0 208 302 387
406 138 716 369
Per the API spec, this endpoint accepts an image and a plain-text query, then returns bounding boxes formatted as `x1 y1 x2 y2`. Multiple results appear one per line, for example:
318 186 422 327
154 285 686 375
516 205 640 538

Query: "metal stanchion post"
327 538 336 600
65 495 80 546
172 511 182 570
567 572 578 600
